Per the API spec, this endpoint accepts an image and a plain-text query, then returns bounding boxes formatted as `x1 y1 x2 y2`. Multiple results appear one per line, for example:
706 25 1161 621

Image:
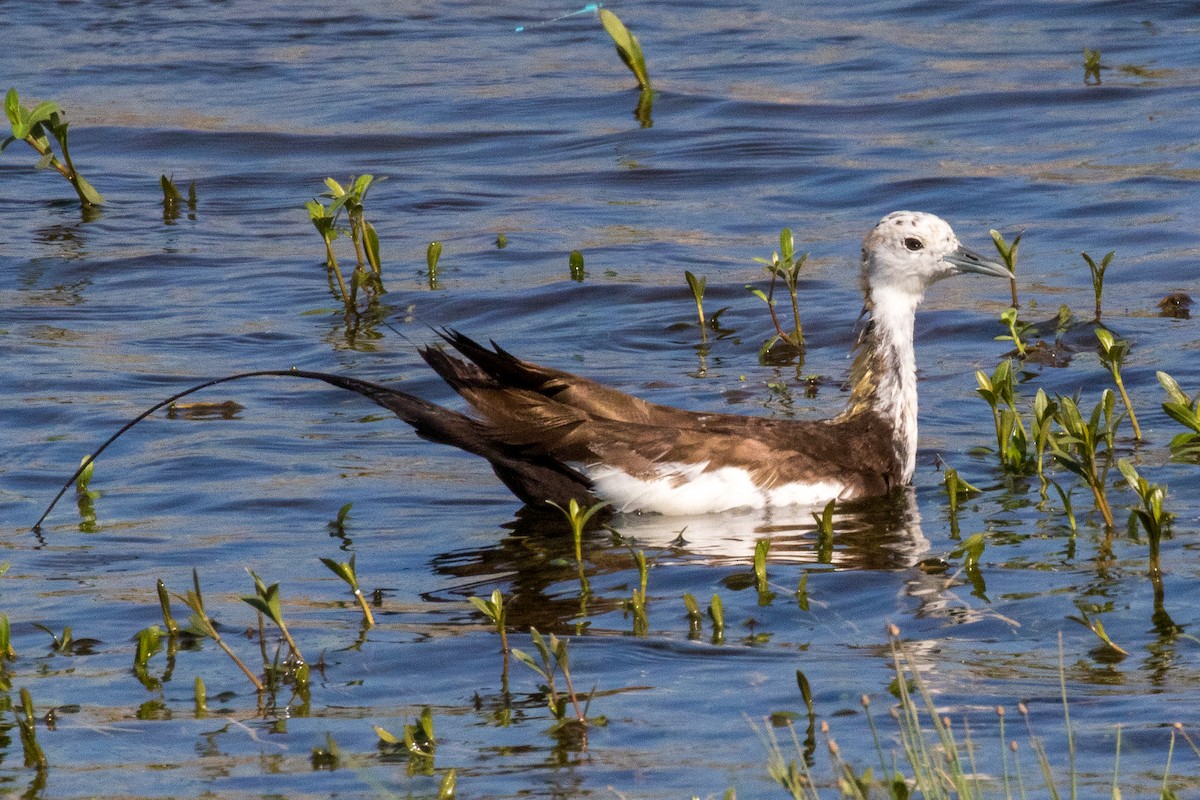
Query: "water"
3 0 1200 796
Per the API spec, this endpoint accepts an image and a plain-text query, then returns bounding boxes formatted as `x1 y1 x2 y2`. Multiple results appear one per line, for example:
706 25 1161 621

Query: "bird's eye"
903 237 924 252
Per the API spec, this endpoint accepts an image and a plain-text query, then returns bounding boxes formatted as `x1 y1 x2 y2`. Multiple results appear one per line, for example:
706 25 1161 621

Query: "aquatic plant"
427 240 442 289
942 467 980 538
3 88 103 210
750 228 807 356
752 538 774 605
996 307 1029 359
1156 370 1200 460
320 553 374 628
511 628 604 747
306 175 385 310
1051 392 1117 528
160 174 195 222
175 569 264 691
599 9 650 91
685 270 708 340
1032 389 1059 501
989 228 1023 307
1096 328 1141 440
242 570 308 685
683 593 703 638
623 548 649 635
707 593 725 644
1084 48 1103 84
976 360 1032 474
1082 250 1114 321
568 249 585 282
1118 458 1177 631
17 687 47 769
468 589 509 655
550 498 607 596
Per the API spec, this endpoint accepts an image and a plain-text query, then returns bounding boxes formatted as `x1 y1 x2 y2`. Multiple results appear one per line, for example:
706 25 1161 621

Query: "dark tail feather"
35 368 594 531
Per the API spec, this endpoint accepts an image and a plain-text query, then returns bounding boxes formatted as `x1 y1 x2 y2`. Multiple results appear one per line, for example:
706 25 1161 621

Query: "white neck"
860 284 921 483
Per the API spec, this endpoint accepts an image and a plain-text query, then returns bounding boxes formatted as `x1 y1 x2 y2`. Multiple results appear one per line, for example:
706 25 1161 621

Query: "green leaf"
4 88 19 129
25 100 61 131
374 724 400 744
363 221 381 272
74 174 105 206
599 9 651 90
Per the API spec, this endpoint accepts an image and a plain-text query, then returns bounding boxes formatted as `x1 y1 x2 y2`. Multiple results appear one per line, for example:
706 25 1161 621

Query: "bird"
33 211 1012 530
289 211 1012 515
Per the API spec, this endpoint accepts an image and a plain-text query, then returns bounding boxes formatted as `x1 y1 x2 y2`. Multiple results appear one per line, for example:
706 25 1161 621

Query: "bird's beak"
943 244 1012 279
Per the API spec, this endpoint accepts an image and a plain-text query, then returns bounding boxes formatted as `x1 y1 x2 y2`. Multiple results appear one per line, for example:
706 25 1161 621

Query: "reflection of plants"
1096 328 1141 440
3 88 104 210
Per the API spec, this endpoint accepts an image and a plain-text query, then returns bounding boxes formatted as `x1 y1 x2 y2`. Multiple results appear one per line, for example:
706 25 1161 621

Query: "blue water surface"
2 1 1200 797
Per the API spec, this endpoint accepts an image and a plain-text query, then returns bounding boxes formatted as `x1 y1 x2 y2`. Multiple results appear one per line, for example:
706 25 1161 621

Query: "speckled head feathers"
861 211 1010 299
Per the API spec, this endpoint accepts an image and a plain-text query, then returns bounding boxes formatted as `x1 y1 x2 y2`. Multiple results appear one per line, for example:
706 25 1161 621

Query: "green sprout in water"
623 548 650 635
568 249 585 282
975 360 1032 475
1082 250 1114 322
1051 391 1117 529
549 498 608 596
17 688 47 769
599 9 653 126
511 628 604 749
319 553 374 628
242 570 308 685
989 227 1023 307
160 174 196 222
1084 47 1103 84
707 593 725 645
427 240 443 289
174 570 264 692
685 270 708 341
942 467 981 538
752 538 775 605
3 88 104 210
1118 459 1177 632
306 175 386 310
683 592 703 639
1095 328 1141 440
750 228 807 359
996 307 1029 359
1158 370 1200 460
599 9 650 90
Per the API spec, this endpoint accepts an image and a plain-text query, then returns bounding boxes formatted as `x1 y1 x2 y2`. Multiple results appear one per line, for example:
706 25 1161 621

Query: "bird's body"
329 211 1011 515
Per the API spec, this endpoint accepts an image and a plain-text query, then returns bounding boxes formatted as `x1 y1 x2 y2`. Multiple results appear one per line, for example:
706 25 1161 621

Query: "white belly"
587 461 845 515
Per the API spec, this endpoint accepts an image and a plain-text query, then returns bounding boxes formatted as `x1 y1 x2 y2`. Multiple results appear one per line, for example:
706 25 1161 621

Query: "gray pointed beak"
943 244 1012 279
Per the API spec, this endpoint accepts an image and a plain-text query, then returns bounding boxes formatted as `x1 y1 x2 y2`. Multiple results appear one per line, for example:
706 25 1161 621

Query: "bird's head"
861 211 1012 302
